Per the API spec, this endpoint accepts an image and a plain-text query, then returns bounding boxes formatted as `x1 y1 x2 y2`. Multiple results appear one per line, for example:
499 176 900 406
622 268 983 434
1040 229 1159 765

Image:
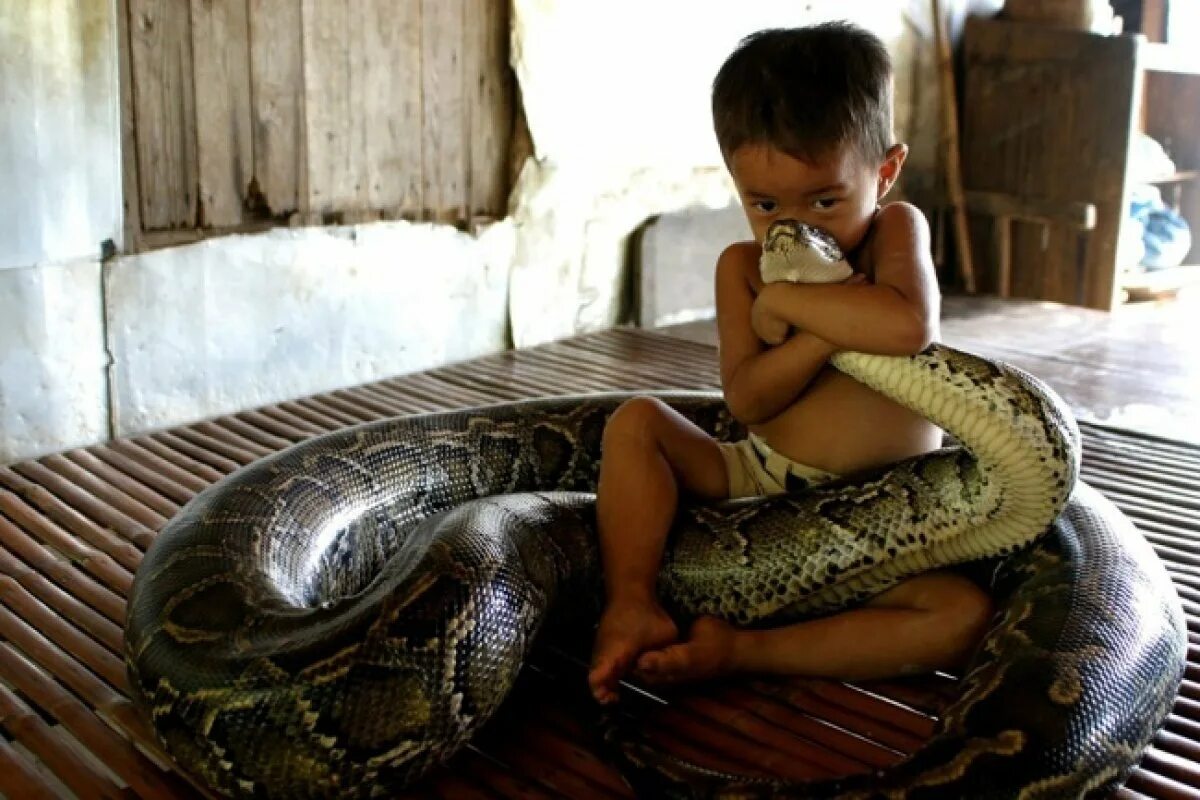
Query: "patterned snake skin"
125 224 1187 799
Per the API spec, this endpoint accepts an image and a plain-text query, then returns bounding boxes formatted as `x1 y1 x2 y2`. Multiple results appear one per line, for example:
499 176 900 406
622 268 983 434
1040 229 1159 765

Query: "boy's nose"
775 217 837 240
779 212 822 232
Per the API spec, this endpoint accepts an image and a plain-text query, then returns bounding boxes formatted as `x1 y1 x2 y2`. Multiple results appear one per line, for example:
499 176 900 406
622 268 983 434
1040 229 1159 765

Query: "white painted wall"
0 0 993 462
0 261 108 459
105 221 513 436
0 0 119 462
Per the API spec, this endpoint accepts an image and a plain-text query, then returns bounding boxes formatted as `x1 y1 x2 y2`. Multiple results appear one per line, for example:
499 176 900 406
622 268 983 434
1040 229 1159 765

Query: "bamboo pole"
932 0 978 293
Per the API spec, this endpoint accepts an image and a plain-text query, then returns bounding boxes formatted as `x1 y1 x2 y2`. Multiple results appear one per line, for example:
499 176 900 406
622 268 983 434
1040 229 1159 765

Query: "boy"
588 22 994 705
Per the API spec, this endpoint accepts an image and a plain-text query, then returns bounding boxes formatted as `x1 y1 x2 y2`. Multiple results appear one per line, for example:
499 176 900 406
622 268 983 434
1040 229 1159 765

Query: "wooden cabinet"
962 17 1200 310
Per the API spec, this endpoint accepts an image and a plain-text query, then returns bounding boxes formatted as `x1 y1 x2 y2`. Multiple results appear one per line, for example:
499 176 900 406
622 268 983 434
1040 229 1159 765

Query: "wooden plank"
0 644 189 799
0 558 125 656
301 0 366 215
127 0 198 230
11 460 159 548
248 0 304 217
932 0 976 293
963 18 1139 309
466 0 512 217
116 0 145 252
965 190 1096 229
0 680 125 800
190 0 253 228
58 450 180 518
0 733 61 800
1143 0 1169 42
995 215 1013 297
361 0 423 213
0 514 127 627
122 0 509 237
0 469 144 575
421 0 467 220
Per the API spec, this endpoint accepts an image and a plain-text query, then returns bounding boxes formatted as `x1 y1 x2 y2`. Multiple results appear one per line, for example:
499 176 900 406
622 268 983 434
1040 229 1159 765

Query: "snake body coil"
125 338 1186 798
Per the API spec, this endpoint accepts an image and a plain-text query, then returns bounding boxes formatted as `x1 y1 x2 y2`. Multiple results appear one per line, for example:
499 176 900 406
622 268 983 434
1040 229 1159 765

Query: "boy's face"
729 142 901 255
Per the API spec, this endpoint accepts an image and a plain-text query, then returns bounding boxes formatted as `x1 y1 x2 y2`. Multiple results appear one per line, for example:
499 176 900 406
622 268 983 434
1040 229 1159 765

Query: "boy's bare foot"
589 599 679 704
635 616 739 685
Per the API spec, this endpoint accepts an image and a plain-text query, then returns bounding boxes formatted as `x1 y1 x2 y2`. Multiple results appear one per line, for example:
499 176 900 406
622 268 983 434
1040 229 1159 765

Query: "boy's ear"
877 143 909 200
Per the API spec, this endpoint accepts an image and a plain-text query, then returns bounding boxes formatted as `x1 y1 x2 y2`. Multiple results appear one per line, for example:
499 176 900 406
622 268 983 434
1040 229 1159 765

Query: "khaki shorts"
718 433 838 498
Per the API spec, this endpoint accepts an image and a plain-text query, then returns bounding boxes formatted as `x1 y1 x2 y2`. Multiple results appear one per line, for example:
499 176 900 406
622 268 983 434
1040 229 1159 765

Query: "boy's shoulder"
716 239 763 288
717 239 762 273
870 201 929 242
719 239 761 261
859 201 931 269
868 201 921 232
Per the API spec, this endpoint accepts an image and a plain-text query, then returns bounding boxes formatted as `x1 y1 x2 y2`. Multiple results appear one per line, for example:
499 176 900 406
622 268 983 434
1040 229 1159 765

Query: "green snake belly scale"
124 343 1186 799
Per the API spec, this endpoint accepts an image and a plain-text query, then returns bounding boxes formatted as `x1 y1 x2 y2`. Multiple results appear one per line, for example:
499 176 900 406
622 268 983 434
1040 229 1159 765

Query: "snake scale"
125 224 1187 799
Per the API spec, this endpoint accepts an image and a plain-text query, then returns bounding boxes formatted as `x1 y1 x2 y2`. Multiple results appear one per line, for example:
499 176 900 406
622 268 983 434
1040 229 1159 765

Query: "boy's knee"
935 579 994 660
888 572 993 665
604 396 671 445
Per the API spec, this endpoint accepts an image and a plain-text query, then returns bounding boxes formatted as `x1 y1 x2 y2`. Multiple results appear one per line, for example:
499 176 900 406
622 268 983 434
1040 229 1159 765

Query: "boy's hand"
751 273 867 345
751 298 791 345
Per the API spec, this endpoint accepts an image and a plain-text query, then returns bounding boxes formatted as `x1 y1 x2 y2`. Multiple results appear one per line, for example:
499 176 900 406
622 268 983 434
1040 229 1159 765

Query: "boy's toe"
640 643 693 683
589 656 620 689
635 649 669 674
589 640 644 701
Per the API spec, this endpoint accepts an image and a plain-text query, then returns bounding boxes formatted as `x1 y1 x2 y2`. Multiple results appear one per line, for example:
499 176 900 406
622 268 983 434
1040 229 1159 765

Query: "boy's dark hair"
712 22 894 164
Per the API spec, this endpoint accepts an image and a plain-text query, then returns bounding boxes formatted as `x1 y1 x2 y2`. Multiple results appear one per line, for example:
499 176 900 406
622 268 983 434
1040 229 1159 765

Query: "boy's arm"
751 203 940 356
716 243 837 425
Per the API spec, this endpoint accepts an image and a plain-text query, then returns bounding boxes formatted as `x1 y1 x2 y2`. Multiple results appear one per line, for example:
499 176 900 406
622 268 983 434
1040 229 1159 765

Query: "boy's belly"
749 368 944 477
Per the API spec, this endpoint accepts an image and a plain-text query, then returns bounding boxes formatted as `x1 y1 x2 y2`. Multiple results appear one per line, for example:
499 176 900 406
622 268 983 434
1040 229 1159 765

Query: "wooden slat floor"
0 327 1198 798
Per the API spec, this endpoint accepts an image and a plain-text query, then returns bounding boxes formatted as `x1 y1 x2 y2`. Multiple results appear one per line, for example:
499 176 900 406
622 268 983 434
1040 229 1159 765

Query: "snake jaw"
759 219 854 284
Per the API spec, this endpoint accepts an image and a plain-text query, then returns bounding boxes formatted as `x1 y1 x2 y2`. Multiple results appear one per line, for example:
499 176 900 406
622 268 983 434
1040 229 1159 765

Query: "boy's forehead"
730 143 868 190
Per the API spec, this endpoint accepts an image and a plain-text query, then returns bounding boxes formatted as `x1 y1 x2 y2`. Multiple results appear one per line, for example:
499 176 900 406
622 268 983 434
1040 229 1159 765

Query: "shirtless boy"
588 22 994 705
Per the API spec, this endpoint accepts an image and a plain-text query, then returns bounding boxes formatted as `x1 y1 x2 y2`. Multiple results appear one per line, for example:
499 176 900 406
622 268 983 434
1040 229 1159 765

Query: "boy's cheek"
829 220 871 256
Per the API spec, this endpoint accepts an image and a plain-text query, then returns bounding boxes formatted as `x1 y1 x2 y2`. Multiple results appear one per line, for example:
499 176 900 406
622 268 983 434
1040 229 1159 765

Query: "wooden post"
963 190 1097 299
932 0 977 293
995 216 1013 297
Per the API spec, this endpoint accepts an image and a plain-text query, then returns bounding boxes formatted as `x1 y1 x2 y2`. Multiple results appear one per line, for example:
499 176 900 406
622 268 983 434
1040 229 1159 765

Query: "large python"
125 222 1186 798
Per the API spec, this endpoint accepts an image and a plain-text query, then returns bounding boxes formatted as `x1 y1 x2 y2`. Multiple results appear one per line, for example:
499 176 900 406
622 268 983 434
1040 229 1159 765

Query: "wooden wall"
962 19 1139 310
118 0 513 250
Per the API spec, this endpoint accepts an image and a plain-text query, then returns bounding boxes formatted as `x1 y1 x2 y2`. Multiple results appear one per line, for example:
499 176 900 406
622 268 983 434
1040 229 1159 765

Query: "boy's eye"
812 197 838 210
752 200 777 214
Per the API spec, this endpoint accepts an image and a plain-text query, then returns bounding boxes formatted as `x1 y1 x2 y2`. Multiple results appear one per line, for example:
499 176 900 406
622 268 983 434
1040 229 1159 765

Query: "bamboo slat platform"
0 327 1198 799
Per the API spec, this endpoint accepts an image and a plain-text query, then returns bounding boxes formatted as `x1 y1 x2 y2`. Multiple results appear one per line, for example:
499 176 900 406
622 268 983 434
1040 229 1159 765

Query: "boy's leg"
588 396 729 704
637 571 993 684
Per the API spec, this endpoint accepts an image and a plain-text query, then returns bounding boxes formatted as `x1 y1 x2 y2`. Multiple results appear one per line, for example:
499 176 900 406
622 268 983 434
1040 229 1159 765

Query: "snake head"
760 219 853 285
